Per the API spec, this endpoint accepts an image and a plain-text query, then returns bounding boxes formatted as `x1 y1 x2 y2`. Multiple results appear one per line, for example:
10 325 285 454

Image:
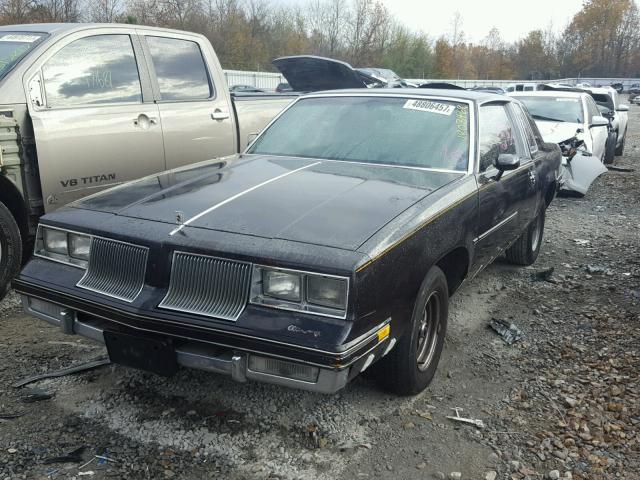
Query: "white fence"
223 70 285 90
408 77 640 91
224 70 640 92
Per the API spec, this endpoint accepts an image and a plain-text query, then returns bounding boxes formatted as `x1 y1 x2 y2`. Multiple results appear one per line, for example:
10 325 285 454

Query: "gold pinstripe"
355 163 533 272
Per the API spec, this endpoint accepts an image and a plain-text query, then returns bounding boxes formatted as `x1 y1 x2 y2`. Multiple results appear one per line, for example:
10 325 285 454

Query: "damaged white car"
510 91 609 195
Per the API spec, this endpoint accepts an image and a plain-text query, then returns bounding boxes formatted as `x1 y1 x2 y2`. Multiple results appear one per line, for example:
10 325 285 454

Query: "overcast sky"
382 0 584 42
277 0 587 43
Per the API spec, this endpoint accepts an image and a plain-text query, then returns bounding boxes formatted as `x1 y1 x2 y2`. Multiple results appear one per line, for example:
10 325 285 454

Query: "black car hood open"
72 156 461 251
272 55 378 92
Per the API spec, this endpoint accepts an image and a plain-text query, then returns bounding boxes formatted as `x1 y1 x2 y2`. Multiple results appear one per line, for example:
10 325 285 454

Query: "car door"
585 96 607 160
138 32 237 170
25 29 165 211
471 102 537 275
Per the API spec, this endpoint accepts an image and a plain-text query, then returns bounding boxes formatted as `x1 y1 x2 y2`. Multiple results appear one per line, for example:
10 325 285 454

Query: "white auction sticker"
403 99 455 115
0 34 41 43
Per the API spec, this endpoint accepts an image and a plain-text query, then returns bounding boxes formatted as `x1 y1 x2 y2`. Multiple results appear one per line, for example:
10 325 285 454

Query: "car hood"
272 55 372 92
535 121 582 144
72 155 461 251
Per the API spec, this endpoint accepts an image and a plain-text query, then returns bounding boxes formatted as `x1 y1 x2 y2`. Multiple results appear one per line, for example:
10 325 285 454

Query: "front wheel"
505 208 545 266
0 202 22 301
373 266 448 396
604 131 617 164
615 134 626 156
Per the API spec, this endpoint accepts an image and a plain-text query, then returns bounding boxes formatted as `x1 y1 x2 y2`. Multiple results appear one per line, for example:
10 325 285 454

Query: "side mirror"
496 153 520 171
494 154 520 179
617 104 629 112
590 115 609 128
246 133 259 146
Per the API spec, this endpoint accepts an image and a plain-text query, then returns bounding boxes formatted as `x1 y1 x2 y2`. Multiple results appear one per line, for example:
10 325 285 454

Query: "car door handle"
133 114 157 129
211 109 230 121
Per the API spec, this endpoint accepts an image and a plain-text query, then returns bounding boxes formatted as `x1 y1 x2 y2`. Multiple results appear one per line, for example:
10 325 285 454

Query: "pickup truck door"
25 29 165 211
471 102 538 275
138 32 237 170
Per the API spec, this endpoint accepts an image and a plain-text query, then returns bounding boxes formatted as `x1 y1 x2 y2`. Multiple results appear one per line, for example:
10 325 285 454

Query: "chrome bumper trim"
21 295 349 394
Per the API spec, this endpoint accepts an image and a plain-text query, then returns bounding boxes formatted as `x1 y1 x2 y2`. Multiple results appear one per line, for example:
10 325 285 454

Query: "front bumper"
19 293 391 394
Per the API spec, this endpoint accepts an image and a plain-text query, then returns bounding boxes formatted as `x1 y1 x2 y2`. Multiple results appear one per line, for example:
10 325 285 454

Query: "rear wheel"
373 266 448 396
505 208 545 266
0 202 22 301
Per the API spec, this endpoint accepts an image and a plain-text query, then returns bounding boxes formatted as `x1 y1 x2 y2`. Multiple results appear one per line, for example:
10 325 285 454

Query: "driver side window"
478 105 517 172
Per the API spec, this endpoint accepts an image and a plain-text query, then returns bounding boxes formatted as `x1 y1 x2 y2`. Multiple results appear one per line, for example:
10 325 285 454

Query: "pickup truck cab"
0 23 295 297
15 90 562 395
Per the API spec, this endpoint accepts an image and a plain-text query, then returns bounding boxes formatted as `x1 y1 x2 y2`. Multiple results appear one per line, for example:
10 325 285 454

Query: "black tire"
604 131 616 164
0 202 22 300
373 266 448 396
505 208 545 266
615 134 625 156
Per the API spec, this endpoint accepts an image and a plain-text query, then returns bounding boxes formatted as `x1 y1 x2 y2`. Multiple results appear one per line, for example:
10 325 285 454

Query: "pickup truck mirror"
247 133 259 146
590 116 609 128
617 104 629 112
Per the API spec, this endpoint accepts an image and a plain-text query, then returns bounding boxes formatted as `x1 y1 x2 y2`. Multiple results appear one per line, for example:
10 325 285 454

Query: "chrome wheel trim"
531 214 542 252
416 291 441 372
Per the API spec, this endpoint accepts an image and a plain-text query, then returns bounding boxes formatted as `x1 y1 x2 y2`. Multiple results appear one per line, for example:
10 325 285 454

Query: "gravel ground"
1 111 639 480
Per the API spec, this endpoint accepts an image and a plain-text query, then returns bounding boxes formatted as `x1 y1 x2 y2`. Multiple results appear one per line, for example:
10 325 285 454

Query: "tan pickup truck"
0 23 295 297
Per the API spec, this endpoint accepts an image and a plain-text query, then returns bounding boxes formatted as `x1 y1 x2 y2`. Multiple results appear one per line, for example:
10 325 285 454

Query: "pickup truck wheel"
373 266 448 396
615 135 625 156
505 208 545 266
0 202 22 301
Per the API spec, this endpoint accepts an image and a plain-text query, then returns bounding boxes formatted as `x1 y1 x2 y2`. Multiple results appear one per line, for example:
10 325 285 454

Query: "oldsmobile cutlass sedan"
14 90 561 395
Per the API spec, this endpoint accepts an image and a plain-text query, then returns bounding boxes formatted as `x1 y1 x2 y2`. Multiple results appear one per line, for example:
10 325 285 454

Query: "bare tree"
88 0 123 22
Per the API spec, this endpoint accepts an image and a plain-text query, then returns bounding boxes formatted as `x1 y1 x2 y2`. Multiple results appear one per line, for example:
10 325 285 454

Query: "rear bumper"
19 292 389 394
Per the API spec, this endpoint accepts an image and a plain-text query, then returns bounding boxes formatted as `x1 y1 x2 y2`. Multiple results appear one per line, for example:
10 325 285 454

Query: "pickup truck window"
248 96 470 171
42 35 142 108
146 36 211 101
478 104 517 172
0 32 47 81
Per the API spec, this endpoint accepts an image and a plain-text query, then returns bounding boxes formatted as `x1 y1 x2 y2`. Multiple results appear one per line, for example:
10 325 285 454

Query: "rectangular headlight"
68 233 91 260
306 276 347 310
250 265 349 318
263 270 301 302
35 225 90 269
43 228 68 254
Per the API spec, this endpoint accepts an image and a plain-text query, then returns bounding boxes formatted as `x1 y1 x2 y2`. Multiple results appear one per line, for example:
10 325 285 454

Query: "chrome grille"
77 238 148 302
159 252 251 321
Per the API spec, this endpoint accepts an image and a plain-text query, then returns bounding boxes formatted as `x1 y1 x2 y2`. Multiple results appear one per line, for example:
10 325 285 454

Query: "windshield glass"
518 96 584 123
0 32 47 80
248 96 470 171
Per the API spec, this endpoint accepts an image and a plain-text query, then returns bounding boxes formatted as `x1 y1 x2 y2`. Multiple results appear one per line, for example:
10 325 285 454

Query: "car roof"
0 22 199 37
307 88 508 103
510 91 585 99
586 87 614 95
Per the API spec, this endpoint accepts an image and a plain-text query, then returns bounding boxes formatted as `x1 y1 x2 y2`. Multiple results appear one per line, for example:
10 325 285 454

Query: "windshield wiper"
532 114 566 122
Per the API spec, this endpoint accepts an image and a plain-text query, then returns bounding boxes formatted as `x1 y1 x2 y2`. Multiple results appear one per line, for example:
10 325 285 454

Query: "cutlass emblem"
287 325 321 338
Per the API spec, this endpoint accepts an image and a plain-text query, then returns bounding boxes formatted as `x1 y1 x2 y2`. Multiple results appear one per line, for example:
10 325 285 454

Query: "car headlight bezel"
35 225 91 268
250 265 349 319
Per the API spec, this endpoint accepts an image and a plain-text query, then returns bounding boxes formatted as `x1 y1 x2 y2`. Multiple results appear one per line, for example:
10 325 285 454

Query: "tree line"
1 0 639 79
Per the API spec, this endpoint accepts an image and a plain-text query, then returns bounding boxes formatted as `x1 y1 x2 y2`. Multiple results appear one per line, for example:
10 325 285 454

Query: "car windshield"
517 96 584 123
0 32 47 80
248 96 470 171
590 93 614 111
